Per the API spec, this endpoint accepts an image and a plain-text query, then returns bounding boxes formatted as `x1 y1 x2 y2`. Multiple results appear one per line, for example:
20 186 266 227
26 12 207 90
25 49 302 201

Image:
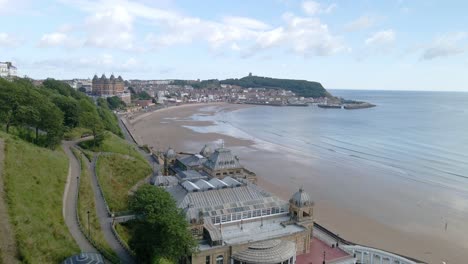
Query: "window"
216 255 224 264
206 256 210 264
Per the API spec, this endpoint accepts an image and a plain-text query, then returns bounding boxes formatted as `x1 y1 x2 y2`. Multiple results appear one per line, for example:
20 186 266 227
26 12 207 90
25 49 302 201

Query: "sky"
1 0 468 91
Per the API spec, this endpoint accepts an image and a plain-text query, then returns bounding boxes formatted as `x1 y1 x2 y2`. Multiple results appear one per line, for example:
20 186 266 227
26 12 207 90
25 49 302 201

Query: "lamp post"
87 210 90 237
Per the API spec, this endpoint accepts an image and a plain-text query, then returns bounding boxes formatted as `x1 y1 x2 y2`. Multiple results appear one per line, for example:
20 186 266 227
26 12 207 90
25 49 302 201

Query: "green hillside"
0 77 122 149
221 75 329 98
171 75 331 98
0 131 79 263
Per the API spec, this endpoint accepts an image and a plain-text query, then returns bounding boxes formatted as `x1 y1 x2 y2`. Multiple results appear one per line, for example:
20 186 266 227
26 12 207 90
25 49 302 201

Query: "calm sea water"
186 90 468 256
219 90 468 193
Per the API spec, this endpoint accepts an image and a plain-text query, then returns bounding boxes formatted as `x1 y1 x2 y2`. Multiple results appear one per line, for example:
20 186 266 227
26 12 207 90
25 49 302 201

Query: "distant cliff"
220 75 330 98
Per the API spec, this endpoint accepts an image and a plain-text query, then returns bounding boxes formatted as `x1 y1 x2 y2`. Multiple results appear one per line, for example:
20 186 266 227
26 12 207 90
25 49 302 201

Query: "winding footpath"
88 154 134 263
63 139 134 263
62 140 98 253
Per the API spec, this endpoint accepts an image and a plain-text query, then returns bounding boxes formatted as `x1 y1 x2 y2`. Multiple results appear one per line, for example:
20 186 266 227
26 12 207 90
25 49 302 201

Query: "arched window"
216 255 224 264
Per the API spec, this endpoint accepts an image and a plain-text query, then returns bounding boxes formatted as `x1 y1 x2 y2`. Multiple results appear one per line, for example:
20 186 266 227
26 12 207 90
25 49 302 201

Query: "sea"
187 90 468 249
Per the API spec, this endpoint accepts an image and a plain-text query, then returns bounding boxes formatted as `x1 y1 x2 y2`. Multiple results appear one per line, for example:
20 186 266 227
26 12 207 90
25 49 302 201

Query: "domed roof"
290 188 313 207
110 74 115 80
199 144 212 157
92 74 98 81
100 74 107 79
165 148 176 158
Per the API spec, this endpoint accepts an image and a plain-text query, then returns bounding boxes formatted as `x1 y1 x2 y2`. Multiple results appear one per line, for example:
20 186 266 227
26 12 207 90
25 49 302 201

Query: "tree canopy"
221 75 328 98
128 185 197 263
171 75 330 98
0 78 123 148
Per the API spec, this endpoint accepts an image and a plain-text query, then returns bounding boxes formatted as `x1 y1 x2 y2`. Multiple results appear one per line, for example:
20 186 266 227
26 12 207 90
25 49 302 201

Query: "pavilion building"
155 144 426 264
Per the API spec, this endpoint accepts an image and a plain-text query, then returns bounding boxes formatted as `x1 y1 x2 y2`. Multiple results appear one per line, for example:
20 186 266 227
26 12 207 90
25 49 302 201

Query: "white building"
0 62 17 78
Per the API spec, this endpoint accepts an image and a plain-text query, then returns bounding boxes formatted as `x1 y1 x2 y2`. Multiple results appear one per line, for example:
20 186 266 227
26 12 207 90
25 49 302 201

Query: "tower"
164 148 177 175
289 187 314 253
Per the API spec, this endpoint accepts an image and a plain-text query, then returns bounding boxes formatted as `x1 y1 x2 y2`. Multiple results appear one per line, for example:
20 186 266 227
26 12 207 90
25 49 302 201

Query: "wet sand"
126 103 465 264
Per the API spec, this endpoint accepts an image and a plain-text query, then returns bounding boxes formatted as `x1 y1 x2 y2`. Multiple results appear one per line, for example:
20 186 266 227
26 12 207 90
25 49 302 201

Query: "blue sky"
1 0 468 91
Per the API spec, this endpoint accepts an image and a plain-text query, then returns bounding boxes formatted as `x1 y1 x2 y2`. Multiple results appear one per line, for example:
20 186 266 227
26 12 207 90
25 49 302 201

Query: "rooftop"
221 215 305 245
61 253 104 264
204 147 243 171
166 182 288 221
296 237 351 264
232 240 296 264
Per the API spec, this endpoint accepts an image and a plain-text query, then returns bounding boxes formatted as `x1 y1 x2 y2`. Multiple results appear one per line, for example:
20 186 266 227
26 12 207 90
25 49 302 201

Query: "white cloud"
0 32 20 47
248 14 345 57
222 16 271 30
230 43 241 51
344 15 376 32
420 32 467 60
33 54 141 73
39 33 72 47
84 5 134 50
365 29 396 47
301 1 337 16
55 0 345 57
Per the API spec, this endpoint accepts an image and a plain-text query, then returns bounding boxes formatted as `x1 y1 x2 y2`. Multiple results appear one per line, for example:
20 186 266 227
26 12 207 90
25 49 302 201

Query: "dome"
100 74 107 79
110 74 115 80
92 74 98 81
165 148 176 158
199 144 212 157
232 240 296 264
290 188 313 207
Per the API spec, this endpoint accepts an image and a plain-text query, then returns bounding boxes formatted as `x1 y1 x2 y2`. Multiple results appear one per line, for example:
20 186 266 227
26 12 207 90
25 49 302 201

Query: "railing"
71 147 122 264
110 222 135 258
93 154 112 217
329 255 356 264
341 245 423 264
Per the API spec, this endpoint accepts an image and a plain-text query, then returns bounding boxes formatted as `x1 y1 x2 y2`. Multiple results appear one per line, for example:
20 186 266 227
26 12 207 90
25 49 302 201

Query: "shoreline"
123 102 465 264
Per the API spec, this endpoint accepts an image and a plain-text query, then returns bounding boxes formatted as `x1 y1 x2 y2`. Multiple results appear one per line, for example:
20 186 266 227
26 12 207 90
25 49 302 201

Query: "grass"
114 222 133 248
63 127 92 140
0 131 79 263
73 148 118 261
96 154 151 212
80 132 144 162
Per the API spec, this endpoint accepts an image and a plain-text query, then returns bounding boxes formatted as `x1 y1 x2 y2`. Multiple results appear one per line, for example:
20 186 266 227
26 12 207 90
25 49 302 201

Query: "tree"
79 111 104 147
107 96 125 110
52 95 81 128
129 186 197 263
0 79 20 133
137 91 151 100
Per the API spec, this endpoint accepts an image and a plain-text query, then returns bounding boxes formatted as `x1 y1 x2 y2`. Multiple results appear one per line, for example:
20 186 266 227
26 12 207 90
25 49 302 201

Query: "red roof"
296 238 351 264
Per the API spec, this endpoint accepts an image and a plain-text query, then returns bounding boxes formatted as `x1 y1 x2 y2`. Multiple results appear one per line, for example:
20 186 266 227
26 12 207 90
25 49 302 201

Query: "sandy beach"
124 103 465 264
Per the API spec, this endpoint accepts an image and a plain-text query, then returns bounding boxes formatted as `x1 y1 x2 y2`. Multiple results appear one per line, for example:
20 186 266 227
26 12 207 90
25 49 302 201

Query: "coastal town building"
155 145 356 264
163 144 257 184
0 61 17 78
92 74 125 96
154 144 427 264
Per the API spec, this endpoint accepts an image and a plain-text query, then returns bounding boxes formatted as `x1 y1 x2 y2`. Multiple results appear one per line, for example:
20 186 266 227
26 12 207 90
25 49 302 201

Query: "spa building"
154 145 426 264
